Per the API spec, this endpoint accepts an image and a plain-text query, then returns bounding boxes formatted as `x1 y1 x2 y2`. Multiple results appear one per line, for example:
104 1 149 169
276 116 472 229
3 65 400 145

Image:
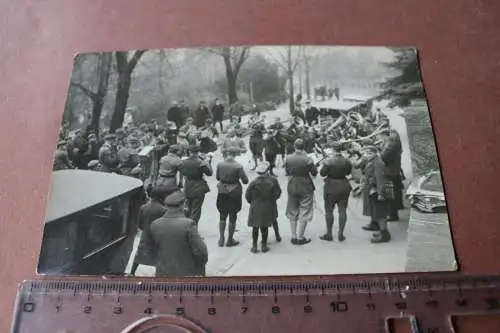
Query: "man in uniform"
362 146 393 243
319 142 352 242
304 100 319 126
284 139 318 245
249 116 266 170
179 144 213 225
131 186 169 276
99 134 120 173
157 144 183 190
117 137 140 176
144 191 208 277
263 129 281 177
380 128 404 221
269 117 286 166
221 128 247 158
216 146 249 247
53 140 74 170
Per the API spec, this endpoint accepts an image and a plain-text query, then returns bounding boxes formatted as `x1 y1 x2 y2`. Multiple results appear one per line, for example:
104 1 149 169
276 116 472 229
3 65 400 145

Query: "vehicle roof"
44 170 144 223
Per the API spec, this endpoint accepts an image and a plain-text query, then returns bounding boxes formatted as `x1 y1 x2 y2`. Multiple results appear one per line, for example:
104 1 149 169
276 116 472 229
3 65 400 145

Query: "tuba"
325 114 347 134
347 111 365 125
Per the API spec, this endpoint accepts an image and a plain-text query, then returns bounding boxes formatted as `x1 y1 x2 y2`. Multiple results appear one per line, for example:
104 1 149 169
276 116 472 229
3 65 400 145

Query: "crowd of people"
53 97 405 277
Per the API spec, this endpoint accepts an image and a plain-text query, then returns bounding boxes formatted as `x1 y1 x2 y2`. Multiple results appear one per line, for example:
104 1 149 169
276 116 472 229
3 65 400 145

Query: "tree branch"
128 50 146 72
70 81 97 99
232 47 251 76
291 46 304 73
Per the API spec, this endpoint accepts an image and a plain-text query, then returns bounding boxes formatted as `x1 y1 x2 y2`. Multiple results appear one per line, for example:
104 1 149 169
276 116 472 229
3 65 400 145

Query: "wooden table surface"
1 0 500 332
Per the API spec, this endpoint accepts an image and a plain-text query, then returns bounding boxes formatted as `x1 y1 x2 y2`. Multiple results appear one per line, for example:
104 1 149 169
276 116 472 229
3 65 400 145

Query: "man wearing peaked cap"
319 139 353 243
284 138 318 245
53 140 74 171
143 189 208 277
157 144 183 190
99 133 119 173
178 139 213 226
215 144 249 247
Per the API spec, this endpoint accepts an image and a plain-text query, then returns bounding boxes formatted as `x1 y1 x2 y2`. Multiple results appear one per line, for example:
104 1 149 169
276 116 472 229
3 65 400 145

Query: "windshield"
420 173 443 192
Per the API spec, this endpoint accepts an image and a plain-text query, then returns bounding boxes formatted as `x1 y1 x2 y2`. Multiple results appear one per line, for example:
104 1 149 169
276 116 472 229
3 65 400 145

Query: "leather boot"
218 221 226 247
320 217 334 241
362 221 379 231
226 222 240 247
370 230 391 243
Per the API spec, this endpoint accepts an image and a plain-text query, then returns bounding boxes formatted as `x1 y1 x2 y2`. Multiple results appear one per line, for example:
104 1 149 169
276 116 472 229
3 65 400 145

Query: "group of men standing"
53 98 405 277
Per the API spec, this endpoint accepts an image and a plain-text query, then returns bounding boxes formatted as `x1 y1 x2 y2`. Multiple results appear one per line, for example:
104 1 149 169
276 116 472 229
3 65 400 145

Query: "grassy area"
402 102 440 177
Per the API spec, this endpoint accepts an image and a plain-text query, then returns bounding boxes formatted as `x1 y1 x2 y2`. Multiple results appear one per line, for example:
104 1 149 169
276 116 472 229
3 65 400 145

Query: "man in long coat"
193 100 211 128
144 191 208 277
130 186 171 276
363 146 393 244
380 129 404 221
167 101 183 129
246 163 282 253
284 139 318 245
211 98 225 132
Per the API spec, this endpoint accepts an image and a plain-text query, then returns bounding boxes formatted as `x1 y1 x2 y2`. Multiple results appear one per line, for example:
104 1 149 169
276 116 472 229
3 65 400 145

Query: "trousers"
186 195 205 224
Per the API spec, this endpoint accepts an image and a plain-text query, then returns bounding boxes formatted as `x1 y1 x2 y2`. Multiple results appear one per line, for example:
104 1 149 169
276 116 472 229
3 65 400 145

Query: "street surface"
126 98 414 276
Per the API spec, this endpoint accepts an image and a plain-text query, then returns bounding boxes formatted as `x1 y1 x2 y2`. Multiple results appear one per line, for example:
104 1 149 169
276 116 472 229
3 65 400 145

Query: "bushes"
403 104 440 177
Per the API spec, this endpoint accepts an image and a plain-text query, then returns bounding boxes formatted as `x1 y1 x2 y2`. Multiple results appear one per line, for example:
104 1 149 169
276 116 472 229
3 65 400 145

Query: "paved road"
126 101 412 276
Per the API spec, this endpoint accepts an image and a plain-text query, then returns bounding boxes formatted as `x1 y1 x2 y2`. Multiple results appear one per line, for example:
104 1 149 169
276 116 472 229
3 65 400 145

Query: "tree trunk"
223 53 238 104
90 53 112 136
305 57 311 100
287 46 294 114
109 50 145 132
110 72 131 132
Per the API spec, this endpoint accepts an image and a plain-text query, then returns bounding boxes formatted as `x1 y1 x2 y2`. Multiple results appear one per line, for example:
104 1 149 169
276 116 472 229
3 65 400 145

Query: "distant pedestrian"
211 98 225 132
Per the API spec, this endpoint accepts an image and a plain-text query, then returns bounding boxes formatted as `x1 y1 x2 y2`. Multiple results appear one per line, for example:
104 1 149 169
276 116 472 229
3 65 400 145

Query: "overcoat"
144 208 208 276
245 175 282 228
134 200 167 266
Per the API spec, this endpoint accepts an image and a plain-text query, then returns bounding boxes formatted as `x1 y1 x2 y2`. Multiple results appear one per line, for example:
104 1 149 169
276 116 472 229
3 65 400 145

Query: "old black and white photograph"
38 45 456 277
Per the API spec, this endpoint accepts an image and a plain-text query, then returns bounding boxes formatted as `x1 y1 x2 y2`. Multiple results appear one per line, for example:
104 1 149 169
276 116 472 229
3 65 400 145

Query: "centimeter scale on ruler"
11 275 500 333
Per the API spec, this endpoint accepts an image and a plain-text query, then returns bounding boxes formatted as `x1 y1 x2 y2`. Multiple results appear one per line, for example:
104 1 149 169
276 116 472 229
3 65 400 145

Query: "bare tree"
265 46 304 113
206 46 251 104
109 50 146 132
70 53 112 136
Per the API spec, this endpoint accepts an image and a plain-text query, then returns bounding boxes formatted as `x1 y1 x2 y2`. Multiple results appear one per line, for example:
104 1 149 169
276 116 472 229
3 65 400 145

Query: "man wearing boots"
319 142 352 242
380 129 404 221
249 116 265 170
361 146 393 243
264 129 281 177
215 146 249 247
246 162 282 253
284 139 318 245
178 144 213 226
